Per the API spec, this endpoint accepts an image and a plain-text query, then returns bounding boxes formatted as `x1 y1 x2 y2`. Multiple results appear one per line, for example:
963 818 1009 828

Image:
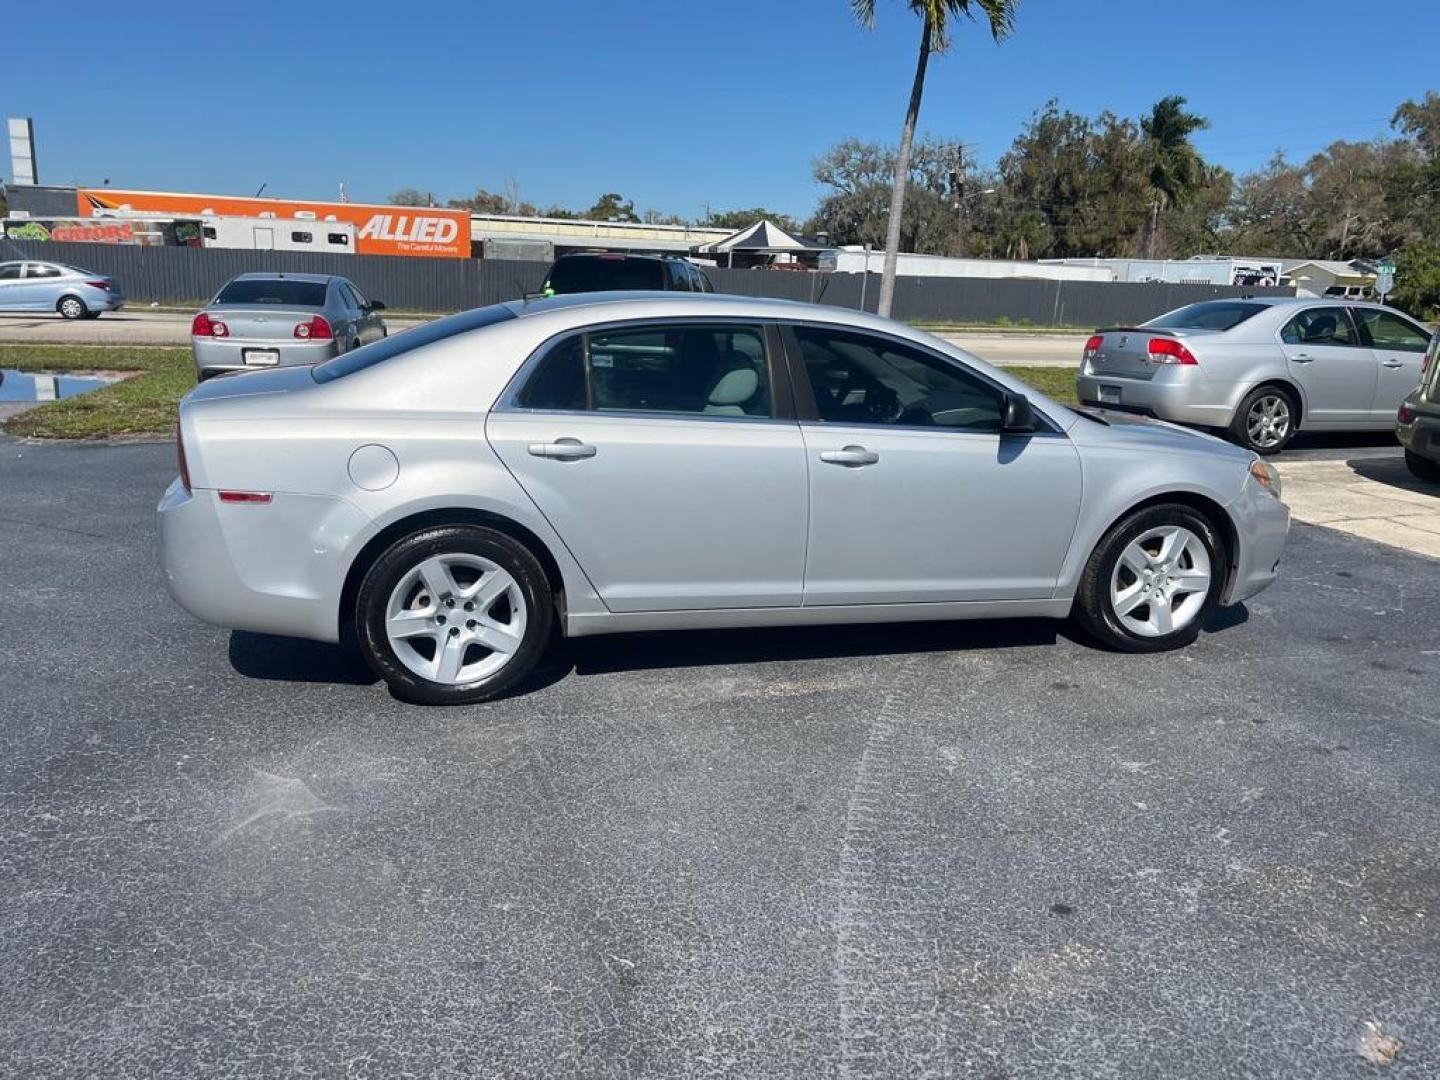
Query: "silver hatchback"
1076 298 1431 454
191 272 386 380
159 293 1289 705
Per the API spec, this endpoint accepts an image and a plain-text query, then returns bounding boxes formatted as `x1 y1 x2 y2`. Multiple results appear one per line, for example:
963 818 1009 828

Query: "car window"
25 264 63 279
1145 301 1268 331
312 303 517 383
545 256 664 293
1280 307 1356 347
214 278 329 306
336 282 358 310
517 323 771 418
1353 309 1430 352
347 281 369 308
795 326 1005 432
0 263 22 280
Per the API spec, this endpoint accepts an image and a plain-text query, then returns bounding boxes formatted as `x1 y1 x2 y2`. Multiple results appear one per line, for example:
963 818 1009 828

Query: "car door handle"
1381 359 1406 369
528 438 596 460
819 445 879 467
1290 353 1314 363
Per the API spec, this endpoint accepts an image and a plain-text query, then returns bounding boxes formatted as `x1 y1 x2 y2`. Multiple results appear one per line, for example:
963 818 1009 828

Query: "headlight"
1249 457 1282 499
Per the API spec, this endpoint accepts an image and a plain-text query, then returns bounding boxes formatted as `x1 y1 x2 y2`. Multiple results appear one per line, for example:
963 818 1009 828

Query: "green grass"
1 344 192 439
1004 365 1079 405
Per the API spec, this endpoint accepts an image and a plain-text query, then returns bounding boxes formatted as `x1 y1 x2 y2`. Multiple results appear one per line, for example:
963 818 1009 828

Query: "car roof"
503 290 907 330
551 252 681 263
228 271 339 284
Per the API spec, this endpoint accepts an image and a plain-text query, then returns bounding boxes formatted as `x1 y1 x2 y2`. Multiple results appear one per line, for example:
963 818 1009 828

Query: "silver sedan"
190 272 387 380
0 260 124 319
159 293 1290 705
1075 297 1431 454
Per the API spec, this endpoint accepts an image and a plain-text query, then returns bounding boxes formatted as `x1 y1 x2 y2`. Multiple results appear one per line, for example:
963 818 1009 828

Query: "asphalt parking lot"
2 438 1438 1078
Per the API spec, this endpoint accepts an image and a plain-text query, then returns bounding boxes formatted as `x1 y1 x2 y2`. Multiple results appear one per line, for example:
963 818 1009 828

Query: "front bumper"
191 336 337 378
157 477 370 642
1222 477 1291 605
1076 366 1235 428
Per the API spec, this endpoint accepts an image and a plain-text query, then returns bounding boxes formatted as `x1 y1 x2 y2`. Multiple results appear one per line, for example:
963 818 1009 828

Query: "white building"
820 247 1111 282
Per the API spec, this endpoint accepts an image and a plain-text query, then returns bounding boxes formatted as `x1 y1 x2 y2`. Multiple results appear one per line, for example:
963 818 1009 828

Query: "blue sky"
5 0 1439 220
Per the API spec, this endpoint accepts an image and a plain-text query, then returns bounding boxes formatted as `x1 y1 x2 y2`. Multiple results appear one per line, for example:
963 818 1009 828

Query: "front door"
785 325 1083 605
0 263 31 311
252 227 274 250
1276 306 1376 426
487 321 808 612
1351 306 1431 421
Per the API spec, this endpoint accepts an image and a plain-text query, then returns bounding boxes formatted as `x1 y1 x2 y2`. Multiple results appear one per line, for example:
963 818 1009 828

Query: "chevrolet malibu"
159 293 1290 705
190 272 386 380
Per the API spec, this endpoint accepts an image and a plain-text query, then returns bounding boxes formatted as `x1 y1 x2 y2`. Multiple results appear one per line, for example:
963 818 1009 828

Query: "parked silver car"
159 293 1290 705
1396 329 1440 482
1075 297 1432 454
0 260 124 319
191 272 386 380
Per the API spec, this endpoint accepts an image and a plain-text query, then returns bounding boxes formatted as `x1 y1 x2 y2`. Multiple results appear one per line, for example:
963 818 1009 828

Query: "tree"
707 207 803 234
387 187 436 207
1140 96 1209 257
850 0 1018 315
1391 242 1440 319
584 192 640 222
447 187 512 214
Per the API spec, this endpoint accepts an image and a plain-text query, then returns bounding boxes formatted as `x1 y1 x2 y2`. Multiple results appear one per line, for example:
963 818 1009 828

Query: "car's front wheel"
355 525 553 705
57 296 87 320
1073 504 1224 652
1230 386 1296 455
1406 449 1440 483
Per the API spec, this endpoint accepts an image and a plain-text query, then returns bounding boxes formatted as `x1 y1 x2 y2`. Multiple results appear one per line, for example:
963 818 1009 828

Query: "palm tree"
852 0 1018 316
1140 95 1209 257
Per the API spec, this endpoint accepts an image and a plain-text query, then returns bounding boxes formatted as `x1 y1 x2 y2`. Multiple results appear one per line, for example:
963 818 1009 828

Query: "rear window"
1144 301 1268 331
215 278 328 306
545 256 664 294
312 304 517 383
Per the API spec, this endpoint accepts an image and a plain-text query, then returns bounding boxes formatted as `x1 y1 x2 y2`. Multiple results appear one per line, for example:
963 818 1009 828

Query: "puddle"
0 369 125 402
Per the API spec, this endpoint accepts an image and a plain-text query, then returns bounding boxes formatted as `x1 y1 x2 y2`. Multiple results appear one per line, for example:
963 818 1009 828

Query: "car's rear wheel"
1073 504 1224 652
355 525 553 705
1230 386 1296 455
57 296 86 321
1406 449 1440 483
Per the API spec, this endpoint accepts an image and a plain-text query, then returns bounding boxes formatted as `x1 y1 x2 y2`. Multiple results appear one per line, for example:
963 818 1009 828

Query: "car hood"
1069 406 1252 462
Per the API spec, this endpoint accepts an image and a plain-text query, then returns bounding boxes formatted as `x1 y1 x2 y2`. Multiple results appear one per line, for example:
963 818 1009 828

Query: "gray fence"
0 239 1294 326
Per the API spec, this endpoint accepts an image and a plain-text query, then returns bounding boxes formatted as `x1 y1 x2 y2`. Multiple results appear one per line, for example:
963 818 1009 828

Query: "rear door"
783 324 1082 605
1351 307 1431 420
1276 306 1376 425
487 320 808 612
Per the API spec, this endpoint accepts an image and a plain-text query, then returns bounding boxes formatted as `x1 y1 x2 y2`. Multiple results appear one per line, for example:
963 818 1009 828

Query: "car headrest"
709 367 760 406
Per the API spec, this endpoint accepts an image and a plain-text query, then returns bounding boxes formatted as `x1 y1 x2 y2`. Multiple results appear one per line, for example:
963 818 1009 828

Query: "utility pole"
1144 199 1160 259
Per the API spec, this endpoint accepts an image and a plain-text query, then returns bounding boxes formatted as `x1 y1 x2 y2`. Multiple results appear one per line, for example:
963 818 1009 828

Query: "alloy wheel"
1246 394 1291 450
1108 525 1212 638
384 553 527 684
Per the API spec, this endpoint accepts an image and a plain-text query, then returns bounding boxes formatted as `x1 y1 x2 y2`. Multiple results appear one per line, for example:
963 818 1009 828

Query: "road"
0 310 1089 367
1 438 1436 1077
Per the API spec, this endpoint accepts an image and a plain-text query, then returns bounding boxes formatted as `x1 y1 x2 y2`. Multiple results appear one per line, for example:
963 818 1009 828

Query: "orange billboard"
76 188 471 258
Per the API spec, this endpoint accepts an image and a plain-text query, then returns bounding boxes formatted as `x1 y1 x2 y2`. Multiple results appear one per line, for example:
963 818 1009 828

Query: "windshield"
215 278 328 306
1144 301 1268 331
312 304 518 383
546 257 664 294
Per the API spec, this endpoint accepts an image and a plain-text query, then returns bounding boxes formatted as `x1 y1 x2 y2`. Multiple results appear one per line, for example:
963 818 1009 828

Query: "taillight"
218 490 273 504
85 280 110 290
176 422 191 493
1398 403 1416 424
1147 338 1198 365
295 315 332 340
191 312 228 337
1083 334 1103 361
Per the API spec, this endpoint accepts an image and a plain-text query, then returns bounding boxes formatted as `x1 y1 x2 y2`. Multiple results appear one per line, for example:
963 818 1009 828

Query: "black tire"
1406 449 1440 483
83 308 102 320
355 525 553 705
1228 385 1297 455
1073 503 1225 653
56 296 87 321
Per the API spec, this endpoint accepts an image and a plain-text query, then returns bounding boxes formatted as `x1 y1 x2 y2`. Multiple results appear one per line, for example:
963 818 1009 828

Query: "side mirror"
367 299 386 312
1002 391 1037 433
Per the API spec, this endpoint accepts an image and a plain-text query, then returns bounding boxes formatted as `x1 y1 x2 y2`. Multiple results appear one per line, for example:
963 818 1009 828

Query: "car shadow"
1347 455 1440 499
228 630 379 686
1285 430 1397 453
